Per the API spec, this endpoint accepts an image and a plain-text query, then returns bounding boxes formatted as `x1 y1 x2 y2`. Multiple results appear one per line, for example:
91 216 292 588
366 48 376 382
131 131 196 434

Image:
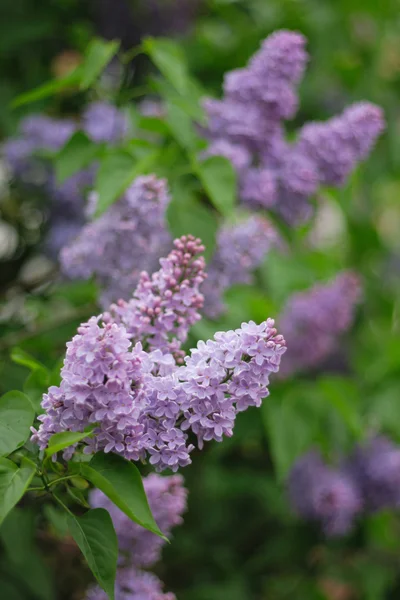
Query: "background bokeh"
1 1 400 599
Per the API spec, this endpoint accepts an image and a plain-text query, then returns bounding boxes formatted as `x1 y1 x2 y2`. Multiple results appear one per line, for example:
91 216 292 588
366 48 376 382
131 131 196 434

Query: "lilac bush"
32 236 287 471
2 103 129 255
203 30 385 225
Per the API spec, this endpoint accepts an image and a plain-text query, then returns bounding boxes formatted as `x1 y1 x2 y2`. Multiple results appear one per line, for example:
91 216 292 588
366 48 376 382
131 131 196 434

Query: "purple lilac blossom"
104 235 206 359
90 473 187 568
82 101 129 144
297 102 385 186
278 271 362 378
60 175 172 308
203 30 384 224
346 437 400 511
85 568 175 600
32 237 286 471
202 216 280 319
288 451 362 536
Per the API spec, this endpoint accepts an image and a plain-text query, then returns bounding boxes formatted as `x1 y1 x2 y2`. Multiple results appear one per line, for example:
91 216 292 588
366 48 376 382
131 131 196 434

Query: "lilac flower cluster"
82 102 129 144
288 436 400 536
278 271 362 378
2 103 129 255
60 175 172 308
103 234 206 358
202 215 280 318
288 451 362 536
347 437 400 511
32 236 286 471
203 30 384 225
87 473 186 599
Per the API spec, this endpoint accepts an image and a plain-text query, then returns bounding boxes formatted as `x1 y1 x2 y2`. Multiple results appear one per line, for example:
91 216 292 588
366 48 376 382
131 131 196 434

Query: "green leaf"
55 131 100 184
137 116 169 136
80 38 120 90
262 398 313 481
166 102 199 150
167 182 218 262
144 37 189 95
94 150 159 217
68 508 118 600
23 369 50 413
0 458 35 524
45 428 95 457
67 485 90 509
77 452 165 538
11 68 81 108
0 391 35 456
196 155 237 216
43 505 69 538
10 348 48 373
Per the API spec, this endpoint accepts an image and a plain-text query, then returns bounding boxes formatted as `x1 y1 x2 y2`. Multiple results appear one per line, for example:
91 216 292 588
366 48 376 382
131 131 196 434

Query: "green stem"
48 474 78 488
52 492 74 517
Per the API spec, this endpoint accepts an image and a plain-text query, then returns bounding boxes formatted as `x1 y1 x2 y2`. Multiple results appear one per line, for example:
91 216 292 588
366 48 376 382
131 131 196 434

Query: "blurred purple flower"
279 271 362 378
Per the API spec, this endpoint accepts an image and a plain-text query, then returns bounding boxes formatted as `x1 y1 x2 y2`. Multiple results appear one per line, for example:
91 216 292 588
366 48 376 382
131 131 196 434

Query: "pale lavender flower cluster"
278 271 362 378
90 473 187 568
288 436 400 536
60 175 172 308
203 30 384 225
32 236 286 472
288 451 362 537
104 234 206 358
202 215 280 318
87 474 185 599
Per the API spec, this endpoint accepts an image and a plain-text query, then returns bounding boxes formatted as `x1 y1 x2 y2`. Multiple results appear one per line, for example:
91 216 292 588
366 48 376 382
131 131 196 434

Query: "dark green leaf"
94 150 159 217
80 38 120 90
68 508 118 600
0 458 36 524
1 508 54 600
55 131 100 184
78 452 165 538
46 428 95 457
196 155 237 216
144 37 189 95
0 391 35 456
